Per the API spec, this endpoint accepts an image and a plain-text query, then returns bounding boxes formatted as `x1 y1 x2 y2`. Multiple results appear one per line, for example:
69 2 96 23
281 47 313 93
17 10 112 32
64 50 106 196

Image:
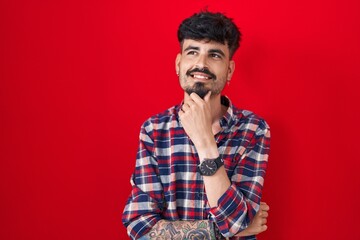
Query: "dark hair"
177 11 242 59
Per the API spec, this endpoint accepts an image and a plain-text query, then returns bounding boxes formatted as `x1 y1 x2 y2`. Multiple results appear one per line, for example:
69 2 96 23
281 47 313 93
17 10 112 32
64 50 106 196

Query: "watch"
198 156 224 176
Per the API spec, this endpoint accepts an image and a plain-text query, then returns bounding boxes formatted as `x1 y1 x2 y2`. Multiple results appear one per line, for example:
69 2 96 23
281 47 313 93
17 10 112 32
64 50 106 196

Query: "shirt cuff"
209 183 246 236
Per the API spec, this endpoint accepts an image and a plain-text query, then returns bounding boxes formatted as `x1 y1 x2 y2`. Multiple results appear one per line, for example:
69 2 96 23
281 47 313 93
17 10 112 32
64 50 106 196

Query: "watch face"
199 159 218 176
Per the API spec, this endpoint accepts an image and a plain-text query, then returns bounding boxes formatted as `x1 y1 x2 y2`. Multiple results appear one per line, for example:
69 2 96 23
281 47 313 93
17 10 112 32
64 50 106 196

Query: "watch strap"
213 156 224 168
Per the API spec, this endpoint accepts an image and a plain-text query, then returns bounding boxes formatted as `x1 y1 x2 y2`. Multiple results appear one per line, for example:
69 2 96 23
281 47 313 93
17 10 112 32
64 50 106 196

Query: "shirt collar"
219 95 234 128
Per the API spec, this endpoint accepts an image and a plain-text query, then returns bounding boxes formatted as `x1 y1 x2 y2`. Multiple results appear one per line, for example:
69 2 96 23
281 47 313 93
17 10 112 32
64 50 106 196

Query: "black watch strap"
213 156 224 168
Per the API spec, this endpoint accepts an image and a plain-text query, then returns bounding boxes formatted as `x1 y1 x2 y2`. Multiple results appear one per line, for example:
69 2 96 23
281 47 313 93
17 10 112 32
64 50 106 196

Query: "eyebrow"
183 45 226 57
184 45 200 52
209 49 225 57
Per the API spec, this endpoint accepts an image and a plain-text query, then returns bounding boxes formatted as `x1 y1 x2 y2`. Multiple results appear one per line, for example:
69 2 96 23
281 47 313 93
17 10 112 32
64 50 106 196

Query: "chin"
185 88 209 99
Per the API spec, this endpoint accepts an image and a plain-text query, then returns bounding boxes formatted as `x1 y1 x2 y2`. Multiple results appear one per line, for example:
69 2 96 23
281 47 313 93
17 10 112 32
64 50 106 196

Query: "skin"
176 39 234 207
236 202 269 237
144 39 269 239
176 39 235 99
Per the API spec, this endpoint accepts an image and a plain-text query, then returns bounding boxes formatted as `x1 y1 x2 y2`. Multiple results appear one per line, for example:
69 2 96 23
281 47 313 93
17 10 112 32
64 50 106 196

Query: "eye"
187 51 197 55
210 53 222 59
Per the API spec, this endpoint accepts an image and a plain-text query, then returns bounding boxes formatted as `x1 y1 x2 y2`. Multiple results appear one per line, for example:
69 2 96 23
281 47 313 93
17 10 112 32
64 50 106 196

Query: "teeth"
193 74 209 79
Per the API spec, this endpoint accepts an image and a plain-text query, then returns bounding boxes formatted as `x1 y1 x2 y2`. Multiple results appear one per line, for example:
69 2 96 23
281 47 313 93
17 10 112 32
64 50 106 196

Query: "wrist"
196 141 219 161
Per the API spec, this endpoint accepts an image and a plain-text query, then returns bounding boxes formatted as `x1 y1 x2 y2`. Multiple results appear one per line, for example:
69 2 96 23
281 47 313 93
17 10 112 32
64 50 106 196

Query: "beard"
184 82 210 99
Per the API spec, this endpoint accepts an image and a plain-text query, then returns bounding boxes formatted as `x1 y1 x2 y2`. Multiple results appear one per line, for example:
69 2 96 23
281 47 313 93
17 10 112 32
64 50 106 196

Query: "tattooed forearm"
145 220 216 240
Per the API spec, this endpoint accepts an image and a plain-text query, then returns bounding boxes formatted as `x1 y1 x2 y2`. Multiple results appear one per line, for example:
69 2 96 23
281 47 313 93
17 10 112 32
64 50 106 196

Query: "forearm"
143 219 216 240
197 142 231 208
203 166 231 207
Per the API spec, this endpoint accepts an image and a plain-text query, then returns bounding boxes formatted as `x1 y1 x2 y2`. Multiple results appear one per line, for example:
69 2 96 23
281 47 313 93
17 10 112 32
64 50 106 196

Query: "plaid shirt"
122 96 270 239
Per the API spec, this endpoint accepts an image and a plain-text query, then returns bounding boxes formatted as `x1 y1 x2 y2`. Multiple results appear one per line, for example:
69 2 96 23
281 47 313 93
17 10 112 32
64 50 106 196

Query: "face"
175 39 235 99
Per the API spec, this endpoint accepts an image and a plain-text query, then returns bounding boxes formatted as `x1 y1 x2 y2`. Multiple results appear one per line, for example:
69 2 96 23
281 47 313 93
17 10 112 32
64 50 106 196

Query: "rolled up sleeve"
122 122 165 239
209 120 270 238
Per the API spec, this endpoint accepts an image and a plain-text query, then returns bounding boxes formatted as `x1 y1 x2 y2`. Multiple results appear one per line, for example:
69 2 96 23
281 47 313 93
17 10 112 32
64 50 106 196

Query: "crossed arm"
144 202 270 239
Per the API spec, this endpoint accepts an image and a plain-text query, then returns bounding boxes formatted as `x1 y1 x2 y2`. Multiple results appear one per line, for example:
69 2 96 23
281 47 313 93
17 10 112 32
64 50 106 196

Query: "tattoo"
165 223 180 238
146 220 217 240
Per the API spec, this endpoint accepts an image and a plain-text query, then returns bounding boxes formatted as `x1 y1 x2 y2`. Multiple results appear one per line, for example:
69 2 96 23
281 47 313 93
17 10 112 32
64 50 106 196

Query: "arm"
141 202 269 239
179 92 230 207
179 92 270 238
142 220 216 240
122 122 165 239
122 121 216 240
209 120 270 237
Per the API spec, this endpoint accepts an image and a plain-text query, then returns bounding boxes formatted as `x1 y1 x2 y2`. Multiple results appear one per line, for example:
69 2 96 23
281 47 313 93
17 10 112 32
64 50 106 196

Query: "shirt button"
197 193 202 199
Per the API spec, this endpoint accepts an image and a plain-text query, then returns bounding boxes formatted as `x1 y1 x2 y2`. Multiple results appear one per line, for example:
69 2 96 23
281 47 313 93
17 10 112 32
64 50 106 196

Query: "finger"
181 103 191 112
262 218 267 225
260 211 269 218
189 92 203 103
204 91 211 103
254 224 268 234
183 98 196 108
260 203 270 211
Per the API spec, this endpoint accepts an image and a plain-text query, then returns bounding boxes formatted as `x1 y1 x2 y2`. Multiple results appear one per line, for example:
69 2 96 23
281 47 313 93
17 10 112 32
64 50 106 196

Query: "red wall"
1 0 359 239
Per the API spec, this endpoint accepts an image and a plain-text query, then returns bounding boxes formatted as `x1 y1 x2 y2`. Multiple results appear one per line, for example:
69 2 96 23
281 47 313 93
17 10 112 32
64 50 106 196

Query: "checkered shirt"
122 96 270 240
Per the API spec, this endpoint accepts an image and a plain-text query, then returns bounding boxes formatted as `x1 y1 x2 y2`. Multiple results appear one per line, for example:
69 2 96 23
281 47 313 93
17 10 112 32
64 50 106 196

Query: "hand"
235 202 269 237
178 92 215 152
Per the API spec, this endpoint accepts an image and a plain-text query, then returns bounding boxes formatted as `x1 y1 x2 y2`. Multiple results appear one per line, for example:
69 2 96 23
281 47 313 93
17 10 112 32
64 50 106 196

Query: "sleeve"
209 119 270 238
122 121 165 240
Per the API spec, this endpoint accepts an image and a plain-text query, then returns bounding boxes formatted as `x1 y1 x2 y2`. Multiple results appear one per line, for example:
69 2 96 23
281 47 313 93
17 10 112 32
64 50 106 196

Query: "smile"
186 67 216 81
190 74 212 80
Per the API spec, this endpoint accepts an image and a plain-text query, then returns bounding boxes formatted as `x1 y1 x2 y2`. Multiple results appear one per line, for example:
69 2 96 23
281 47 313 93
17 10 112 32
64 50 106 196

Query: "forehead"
182 39 230 55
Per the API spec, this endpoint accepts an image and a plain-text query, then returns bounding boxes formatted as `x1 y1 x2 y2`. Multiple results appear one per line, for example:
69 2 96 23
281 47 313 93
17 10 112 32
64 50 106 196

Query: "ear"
227 60 235 80
175 53 181 74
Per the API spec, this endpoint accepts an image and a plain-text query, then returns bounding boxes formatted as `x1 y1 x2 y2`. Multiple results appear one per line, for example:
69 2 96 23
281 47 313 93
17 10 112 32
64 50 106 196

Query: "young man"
122 11 270 240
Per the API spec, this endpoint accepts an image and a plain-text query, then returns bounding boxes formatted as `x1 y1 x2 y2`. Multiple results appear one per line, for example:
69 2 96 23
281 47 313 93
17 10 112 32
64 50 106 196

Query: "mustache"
186 68 216 80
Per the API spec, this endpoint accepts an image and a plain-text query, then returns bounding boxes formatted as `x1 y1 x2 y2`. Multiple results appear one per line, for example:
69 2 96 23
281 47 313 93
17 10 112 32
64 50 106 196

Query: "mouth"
190 73 213 81
186 68 216 81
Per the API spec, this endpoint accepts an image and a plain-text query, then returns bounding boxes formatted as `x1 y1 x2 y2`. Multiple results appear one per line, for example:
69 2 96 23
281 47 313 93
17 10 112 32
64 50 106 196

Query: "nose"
194 53 208 69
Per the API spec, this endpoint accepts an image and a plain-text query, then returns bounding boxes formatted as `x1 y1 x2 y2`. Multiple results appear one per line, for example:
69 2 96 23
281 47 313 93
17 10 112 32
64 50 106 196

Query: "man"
122 11 270 240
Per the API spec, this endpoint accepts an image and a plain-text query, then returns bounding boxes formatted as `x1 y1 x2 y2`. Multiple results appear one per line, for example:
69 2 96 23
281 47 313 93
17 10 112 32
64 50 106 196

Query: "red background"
1 0 360 239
